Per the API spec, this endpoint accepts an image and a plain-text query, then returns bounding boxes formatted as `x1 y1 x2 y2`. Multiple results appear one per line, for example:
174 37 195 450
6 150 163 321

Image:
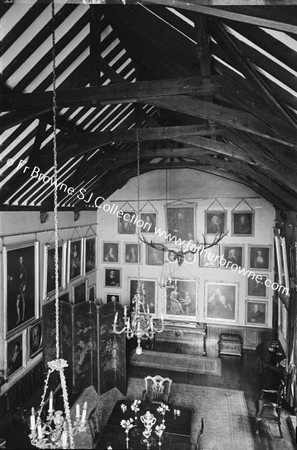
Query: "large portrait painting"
130 279 157 315
84 236 97 274
5 332 25 379
248 245 271 270
205 211 226 235
118 211 136 234
103 242 119 263
246 300 268 326
4 242 39 336
165 279 197 320
232 212 254 236
68 239 83 281
166 206 195 241
28 319 43 359
205 281 238 323
43 242 66 299
247 274 268 298
222 244 244 269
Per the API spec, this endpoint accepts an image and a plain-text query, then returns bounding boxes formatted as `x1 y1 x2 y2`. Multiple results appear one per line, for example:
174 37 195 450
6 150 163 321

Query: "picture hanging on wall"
247 274 268 298
106 293 120 303
232 211 254 236
84 236 97 274
166 206 195 241
146 244 164 266
103 242 119 263
275 236 284 286
280 236 290 295
105 268 121 287
28 319 43 359
43 242 67 299
205 211 226 235
72 279 88 304
246 300 268 326
124 243 141 264
5 331 25 379
3 241 39 336
130 279 157 315
67 238 83 282
165 279 197 320
140 212 157 234
199 245 220 268
222 244 244 269
205 281 238 323
248 245 271 271
118 211 136 234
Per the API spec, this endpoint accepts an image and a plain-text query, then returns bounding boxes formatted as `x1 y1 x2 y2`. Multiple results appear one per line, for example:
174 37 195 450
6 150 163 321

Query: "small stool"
218 333 243 358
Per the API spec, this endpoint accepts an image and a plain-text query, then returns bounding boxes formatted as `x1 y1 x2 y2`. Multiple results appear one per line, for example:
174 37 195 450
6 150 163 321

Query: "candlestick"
81 401 87 423
62 423 68 448
48 391 54 413
114 312 118 325
75 404 80 419
124 305 127 317
30 407 36 431
37 422 43 440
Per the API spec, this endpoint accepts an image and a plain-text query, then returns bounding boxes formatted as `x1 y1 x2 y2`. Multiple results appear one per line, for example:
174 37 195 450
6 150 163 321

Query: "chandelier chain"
136 130 140 281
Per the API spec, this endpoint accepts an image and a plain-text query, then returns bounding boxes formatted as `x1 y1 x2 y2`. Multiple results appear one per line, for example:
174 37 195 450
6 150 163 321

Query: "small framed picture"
118 211 136 234
166 206 195 241
43 242 67 299
246 300 268 326
28 319 43 359
232 212 254 236
205 281 238 323
89 284 96 302
165 279 197 320
5 331 25 379
105 268 121 287
222 244 244 269
67 239 83 281
205 211 227 235
248 245 271 270
106 294 120 303
84 236 97 274
103 242 119 264
72 279 88 304
140 213 157 234
124 243 141 264
146 245 164 266
247 274 268 298
199 245 220 268
130 279 157 315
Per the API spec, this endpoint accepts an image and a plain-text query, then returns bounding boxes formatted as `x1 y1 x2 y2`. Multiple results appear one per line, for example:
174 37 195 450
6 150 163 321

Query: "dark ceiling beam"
144 1 297 34
0 107 52 132
89 5 102 87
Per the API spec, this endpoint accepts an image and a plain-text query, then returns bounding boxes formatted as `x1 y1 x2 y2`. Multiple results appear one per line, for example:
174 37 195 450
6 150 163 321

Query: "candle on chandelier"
61 423 68 448
30 407 36 431
124 305 127 317
81 401 88 424
37 422 43 440
75 404 80 419
114 312 118 325
48 390 54 413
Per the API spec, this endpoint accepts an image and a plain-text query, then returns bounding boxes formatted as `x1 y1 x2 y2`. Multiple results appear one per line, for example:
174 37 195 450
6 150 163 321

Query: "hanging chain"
136 130 141 282
52 0 60 361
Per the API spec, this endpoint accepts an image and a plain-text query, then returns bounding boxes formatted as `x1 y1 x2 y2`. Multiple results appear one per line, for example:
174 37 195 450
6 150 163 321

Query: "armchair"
256 380 285 437
142 375 173 404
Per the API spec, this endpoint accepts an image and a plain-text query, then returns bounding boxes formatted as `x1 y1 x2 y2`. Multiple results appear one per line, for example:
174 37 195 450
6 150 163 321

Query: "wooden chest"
218 333 243 357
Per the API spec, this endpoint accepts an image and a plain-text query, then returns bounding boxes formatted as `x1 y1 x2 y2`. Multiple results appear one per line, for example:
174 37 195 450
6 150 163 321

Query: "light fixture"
113 131 164 355
29 2 86 448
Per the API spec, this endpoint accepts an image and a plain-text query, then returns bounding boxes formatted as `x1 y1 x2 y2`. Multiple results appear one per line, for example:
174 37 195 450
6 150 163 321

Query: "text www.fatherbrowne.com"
20 161 288 296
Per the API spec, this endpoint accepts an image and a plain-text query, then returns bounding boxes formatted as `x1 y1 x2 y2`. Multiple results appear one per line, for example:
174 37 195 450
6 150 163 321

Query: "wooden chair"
195 418 204 450
256 380 285 437
142 375 172 404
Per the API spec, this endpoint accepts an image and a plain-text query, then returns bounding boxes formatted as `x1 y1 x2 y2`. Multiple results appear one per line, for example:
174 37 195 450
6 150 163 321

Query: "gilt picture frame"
67 239 83 282
166 206 195 242
205 281 238 323
28 319 43 359
165 279 197 321
43 242 67 299
130 278 157 316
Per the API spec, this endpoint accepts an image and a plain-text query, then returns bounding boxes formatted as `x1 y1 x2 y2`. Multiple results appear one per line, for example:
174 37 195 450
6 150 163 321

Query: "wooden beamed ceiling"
1 2 297 211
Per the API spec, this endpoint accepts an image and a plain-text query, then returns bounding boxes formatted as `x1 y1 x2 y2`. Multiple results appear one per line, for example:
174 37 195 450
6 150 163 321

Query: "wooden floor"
128 346 296 450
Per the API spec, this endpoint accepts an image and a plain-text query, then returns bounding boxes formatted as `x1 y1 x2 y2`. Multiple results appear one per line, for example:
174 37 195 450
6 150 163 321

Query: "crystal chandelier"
113 132 164 355
29 3 86 448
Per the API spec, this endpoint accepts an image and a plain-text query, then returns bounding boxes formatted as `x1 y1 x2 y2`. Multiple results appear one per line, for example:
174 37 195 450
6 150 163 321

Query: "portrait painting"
205 211 226 235
103 242 119 263
249 245 271 270
89 284 96 302
5 332 25 379
232 212 254 236
165 279 197 320
29 319 43 358
205 281 238 323
43 242 66 299
246 301 267 326
247 274 268 298
72 279 88 304
107 294 120 303
118 211 136 234
85 236 96 274
124 243 141 264
105 268 121 287
166 206 195 241
222 244 244 269
146 245 164 266
130 279 156 315
199 245 220 268
68 239 83 281
140 213 157 234
4 242 39 335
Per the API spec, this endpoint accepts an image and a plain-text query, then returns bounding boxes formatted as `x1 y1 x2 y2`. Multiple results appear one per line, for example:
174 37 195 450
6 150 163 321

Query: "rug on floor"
130 349 222 377
126 377 255 450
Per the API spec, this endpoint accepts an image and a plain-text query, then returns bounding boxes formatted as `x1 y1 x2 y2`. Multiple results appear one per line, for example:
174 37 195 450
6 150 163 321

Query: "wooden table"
96 400 193 449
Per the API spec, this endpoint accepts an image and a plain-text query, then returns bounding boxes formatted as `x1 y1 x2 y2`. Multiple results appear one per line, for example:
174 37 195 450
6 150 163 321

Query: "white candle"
62 426 67 448
81 401 87 423
124 305 127 317
48 391 53 413
114 312 118 325
37 423 43 440
75 404 80 419
161 313 164 323
30 407 36 431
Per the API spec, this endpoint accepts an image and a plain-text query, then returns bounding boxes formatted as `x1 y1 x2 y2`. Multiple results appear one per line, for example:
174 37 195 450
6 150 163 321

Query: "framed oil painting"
199 245 220 268
43 242 67 299
222 244 244 269
247 274 268 298
106 294 120 303
205 211 226 235
165 279 197 320
124 243 141 264
84 236 97 274
246 300 268 326
89 284 96 302
130 279 157 315
67 238 83 282
248 245 271 271
103 242 119 263
205 281 238 323
5 331 25 379
3 241 39 336
146 244 164 266
105 268 121 287
118 211 136 234
140 212 157 234
232 211 254 236
166 206 195 241
28 319 43 359
72 279 88 304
